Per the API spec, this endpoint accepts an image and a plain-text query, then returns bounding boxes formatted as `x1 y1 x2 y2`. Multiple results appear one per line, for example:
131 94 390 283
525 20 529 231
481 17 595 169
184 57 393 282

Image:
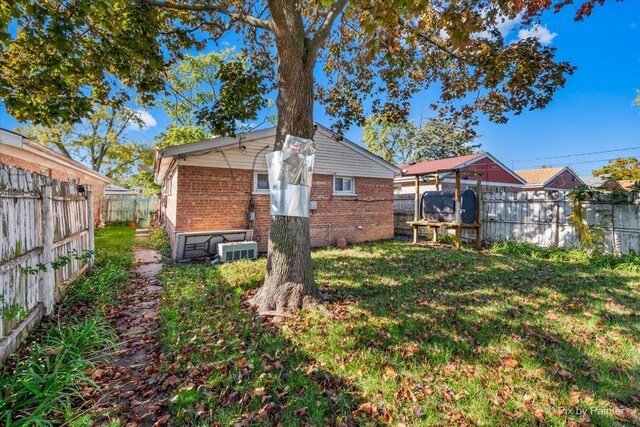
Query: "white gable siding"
165 168 178 226
178 132 395 179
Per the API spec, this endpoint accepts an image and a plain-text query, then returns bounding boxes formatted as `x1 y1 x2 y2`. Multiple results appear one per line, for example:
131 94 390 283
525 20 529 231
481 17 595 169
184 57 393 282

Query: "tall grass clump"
492 240 640 272
0 317 116 426
0 226 135 425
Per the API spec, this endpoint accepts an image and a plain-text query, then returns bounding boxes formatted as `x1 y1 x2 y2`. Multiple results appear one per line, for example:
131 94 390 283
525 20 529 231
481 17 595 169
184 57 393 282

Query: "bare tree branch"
149 1 274 32
309 0 348 53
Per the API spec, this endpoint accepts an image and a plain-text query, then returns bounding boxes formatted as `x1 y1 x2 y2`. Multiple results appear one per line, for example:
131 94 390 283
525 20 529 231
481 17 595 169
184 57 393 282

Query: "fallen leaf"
153 414 170 426
567 392 580 406
501 357 518 369
354 402 378 416
557 369 574 380
384 366 397 379
257 403 274 420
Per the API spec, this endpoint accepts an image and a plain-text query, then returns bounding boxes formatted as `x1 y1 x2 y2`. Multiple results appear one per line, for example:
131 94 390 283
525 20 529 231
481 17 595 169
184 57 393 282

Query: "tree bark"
249 0 322 313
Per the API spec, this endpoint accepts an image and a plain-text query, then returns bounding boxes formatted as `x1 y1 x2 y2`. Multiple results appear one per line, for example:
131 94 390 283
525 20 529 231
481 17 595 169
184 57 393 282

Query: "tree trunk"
249 6 322 313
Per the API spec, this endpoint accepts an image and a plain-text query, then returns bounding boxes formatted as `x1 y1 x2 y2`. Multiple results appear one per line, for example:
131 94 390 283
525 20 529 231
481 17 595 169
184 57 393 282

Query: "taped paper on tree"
267 135 316 217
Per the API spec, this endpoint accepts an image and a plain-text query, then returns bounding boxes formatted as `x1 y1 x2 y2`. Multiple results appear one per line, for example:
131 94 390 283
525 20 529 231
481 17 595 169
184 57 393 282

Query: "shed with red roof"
395 152 525 194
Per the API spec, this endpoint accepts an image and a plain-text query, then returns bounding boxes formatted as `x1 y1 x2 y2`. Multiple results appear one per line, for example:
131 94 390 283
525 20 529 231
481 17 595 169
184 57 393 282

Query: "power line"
509 145 640 164
541 157 637 169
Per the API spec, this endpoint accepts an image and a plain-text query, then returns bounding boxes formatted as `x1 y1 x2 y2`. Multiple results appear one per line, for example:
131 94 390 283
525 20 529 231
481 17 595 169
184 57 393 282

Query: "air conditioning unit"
217 241 258 262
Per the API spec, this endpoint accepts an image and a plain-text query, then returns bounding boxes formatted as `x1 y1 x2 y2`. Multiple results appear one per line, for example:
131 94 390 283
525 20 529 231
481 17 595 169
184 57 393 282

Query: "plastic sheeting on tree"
266 135 316 217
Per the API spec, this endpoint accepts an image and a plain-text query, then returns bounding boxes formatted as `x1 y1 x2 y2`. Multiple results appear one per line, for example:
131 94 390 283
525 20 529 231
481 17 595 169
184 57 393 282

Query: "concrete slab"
134 248 160 264
134 263 162 278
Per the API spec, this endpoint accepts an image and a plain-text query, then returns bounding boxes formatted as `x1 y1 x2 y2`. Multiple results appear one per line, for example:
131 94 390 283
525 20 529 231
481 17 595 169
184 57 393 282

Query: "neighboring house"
105 184 143 196
0 128 110 225
618 180 640 191
395 152 526 194
579 175 624 191
515 167 583 191
154 124 400 257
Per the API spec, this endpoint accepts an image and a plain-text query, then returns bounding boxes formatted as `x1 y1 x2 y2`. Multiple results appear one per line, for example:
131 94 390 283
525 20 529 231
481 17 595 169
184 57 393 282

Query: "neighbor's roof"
579 174 624 190
398 152 485 176
154 124 400 183
515 167 566 186
0 128 111 184
618 179 639 190
579 175 607 187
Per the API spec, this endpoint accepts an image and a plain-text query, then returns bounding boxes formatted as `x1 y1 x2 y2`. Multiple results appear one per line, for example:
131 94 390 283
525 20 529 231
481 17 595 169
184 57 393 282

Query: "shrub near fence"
0 164 94 363
394 190 640 254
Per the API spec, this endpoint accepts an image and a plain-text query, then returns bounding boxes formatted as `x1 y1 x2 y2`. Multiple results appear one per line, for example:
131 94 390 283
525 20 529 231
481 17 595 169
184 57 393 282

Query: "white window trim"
253 171 270 194
333 176 356 196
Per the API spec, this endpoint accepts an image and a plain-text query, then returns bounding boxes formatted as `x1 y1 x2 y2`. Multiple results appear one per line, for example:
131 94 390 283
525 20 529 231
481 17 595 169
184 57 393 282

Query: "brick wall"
173 165 394 252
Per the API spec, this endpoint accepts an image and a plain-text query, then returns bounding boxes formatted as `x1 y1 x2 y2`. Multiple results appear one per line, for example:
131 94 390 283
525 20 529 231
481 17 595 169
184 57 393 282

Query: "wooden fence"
395 191 640 254
0 164 93 363
102 195 157 224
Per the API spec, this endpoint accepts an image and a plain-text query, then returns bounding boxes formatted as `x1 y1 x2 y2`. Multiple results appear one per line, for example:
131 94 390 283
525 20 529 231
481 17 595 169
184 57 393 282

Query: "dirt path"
94 231 174 426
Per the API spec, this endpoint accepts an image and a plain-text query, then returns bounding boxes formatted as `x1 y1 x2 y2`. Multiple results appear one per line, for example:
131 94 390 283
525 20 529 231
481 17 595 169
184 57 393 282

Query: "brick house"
0 128 110 225
395 152 526 194
515 167 583 191
154 125 400 258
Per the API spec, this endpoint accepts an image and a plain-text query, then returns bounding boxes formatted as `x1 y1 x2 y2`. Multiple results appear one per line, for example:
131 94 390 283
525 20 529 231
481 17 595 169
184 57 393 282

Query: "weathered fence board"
0 164 93 363
102 195 157 223
395 190 640 254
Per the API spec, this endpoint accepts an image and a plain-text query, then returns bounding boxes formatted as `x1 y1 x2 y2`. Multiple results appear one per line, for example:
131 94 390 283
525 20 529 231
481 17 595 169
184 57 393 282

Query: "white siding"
165 168 178 226
179 132 396 179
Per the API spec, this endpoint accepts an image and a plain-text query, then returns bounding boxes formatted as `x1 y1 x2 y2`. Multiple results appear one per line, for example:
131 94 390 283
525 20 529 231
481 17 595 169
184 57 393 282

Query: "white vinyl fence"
0 164 94 363
482 191 640 254
395 191 640 254
102 194 157 223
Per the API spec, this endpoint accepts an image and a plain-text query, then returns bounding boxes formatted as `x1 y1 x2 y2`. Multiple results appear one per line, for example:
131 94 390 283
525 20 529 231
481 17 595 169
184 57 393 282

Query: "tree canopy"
18 105 152 180
0 0 600 135
593 157 640 181
362 116 479 164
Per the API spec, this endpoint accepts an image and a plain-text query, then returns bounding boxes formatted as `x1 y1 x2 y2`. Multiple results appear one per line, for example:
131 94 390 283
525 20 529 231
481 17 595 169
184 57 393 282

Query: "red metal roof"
399 152 485 176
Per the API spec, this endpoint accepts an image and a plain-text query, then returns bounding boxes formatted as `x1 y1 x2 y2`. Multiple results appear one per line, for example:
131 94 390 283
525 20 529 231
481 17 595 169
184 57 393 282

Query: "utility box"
460 189 477 224
420 190 477 224
421 190 455 222
217 241 258 262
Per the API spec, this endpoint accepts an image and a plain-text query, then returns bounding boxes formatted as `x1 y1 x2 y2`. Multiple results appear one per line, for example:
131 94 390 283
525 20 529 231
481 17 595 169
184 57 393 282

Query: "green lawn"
160 241 640 426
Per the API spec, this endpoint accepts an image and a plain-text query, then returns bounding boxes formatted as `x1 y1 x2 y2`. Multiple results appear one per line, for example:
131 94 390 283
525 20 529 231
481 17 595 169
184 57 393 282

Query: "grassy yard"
160 241 639 426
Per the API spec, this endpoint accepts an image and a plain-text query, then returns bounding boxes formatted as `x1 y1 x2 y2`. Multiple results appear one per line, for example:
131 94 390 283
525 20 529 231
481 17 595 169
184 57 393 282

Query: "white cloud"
473 12 523 40
129 109 157 130
518 25 557 45
496 13 523 37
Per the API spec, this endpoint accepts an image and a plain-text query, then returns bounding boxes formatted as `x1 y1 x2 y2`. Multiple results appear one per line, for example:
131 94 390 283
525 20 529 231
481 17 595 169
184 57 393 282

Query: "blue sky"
1 1 638 177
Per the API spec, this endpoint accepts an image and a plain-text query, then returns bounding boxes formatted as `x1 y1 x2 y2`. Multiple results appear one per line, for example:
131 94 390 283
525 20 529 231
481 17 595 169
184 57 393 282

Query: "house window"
333 176 355 195
254 172 270 193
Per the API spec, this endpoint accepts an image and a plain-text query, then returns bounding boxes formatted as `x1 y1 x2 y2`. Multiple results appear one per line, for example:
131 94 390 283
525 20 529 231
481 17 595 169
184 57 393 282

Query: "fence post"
40 181 54 316
553 200 560 246
87 190 95 268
